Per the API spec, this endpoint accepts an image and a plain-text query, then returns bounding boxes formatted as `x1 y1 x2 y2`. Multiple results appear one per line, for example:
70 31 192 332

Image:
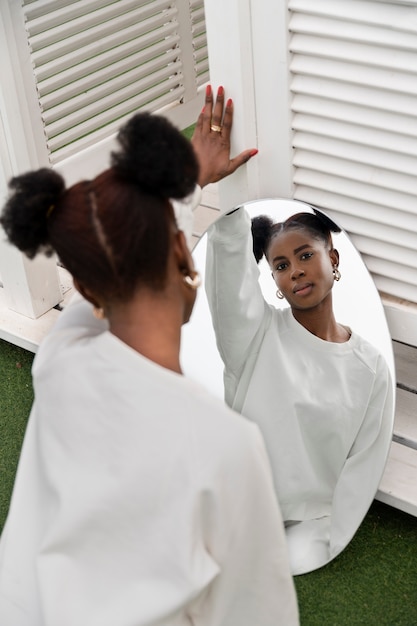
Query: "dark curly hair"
251 209 341 264
0 112 199 303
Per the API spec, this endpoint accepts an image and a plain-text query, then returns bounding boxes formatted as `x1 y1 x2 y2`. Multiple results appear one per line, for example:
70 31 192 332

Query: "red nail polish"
226 98 233 107
250 149 259 157
206 85 212 97
218 86 224 96
201 106 206 114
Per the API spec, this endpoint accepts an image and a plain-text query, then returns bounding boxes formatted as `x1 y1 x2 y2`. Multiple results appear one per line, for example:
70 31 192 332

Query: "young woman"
0 101 298 624
204 87 393 576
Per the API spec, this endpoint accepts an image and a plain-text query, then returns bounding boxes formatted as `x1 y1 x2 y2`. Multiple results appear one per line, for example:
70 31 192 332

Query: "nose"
291 267 305 280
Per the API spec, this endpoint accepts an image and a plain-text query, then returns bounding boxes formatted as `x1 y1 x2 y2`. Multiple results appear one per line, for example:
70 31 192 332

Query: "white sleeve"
205 208 269 375
329 356 394 558
190 425 299 626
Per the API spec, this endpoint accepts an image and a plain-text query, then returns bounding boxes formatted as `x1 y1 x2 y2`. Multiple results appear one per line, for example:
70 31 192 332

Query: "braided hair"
251 209 341 264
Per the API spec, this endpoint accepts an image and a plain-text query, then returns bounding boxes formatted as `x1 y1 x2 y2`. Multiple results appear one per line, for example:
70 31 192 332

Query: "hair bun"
1 168 65 258
251 215 274 263
111 112 199 199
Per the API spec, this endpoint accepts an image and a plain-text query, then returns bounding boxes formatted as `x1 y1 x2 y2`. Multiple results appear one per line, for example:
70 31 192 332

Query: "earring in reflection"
183 271 201 291
333 267 341 282
93 306 105 319
276 289 284 300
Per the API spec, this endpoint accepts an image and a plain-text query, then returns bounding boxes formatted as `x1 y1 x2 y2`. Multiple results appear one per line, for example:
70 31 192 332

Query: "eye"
275 261 288 272
300 251 313 261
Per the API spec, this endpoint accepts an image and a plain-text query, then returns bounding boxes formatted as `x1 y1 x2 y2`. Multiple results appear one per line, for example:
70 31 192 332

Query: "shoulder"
350 332 390 375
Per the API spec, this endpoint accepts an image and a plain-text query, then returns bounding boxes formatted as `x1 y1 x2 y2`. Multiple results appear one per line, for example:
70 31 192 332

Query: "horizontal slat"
353 235 417 272
291 34 417 74
394 342 417 393
375 276 417 303
291 55 417 96
49 88 187 163
292 95 417 140
41 45 181 115
34 20 176 82
288 0 417 34
47 75 184 150
376 441 417 517
24 0 120 33
26 0 172 48
29 1 175 63
291 75 417 119
293 126 417 170
293 150 417 197
293 170 417 215
290 13 417 51
361 255 417 287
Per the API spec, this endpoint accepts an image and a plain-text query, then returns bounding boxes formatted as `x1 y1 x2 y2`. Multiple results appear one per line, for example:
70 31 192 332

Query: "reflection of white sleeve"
191 425 299 626
205 208 269 376
171 184 202 250
329 356 394 558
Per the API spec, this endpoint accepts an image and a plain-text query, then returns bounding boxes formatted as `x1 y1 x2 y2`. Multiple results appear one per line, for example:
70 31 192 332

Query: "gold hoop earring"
183 271 201 291
93 306 105 319
333 267 341 282
276 289 284 300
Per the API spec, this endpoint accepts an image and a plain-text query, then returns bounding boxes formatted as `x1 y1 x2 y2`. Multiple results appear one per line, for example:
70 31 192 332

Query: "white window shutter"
21 0 209 165
289 0 417 304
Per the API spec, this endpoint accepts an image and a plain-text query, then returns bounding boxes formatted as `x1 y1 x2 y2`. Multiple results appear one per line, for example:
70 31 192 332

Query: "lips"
293 282 313 295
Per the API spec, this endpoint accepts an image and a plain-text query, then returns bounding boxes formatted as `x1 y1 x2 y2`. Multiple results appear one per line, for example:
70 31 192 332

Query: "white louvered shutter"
289 0 417 304
21 0 209 165
190 0 209 87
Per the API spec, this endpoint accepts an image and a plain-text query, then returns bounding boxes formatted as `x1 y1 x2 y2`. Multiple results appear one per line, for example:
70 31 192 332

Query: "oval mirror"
181 198 395 575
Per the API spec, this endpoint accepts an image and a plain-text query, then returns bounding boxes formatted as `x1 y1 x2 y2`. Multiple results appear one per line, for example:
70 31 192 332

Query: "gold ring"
210 124 222 133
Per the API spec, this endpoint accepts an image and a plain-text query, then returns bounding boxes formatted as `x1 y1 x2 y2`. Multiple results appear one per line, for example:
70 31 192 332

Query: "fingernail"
226 98 233 107
250 149 259 157
206 85 212 97
218 86 224 96
201 106 206 114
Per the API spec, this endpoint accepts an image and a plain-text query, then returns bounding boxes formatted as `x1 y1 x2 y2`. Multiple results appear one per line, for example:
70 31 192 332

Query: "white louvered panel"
289 0 417 304
292 77 417 119
48 75 185 153
293 150 417 199
26 1 171 54
291 56 417 96
294 184 417 238
353 233 417 274
289 0 417 30
21 0 188 163
33 21 174 83
48 88 187 162
190 0 209 86
41 46 181 118
293 96 417 141
363 256 417 303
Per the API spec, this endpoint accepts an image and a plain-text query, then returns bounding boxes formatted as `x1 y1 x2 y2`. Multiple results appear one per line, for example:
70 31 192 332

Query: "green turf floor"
0 337 416 624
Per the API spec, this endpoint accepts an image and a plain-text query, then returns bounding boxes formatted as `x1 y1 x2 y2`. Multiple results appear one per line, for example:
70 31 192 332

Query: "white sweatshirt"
0 293 298 625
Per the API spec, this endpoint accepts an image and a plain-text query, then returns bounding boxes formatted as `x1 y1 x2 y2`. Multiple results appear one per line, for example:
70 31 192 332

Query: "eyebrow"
272 244 311 265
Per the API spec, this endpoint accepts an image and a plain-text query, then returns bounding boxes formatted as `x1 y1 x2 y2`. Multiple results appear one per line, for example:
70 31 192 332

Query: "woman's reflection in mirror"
202 94 394 576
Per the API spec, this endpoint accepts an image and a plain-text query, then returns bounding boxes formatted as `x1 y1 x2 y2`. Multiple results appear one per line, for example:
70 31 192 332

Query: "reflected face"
267 228 338 310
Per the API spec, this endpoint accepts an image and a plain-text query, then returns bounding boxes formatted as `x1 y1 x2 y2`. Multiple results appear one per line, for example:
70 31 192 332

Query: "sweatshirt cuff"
209 206 251 240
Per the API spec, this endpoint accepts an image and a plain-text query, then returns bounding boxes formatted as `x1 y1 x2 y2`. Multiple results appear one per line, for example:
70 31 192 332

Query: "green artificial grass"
0 339 34 531
0 337 416 624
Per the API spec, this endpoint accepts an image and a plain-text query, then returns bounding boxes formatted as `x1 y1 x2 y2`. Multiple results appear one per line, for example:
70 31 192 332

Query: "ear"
73 278 102 309
330 248 340 268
